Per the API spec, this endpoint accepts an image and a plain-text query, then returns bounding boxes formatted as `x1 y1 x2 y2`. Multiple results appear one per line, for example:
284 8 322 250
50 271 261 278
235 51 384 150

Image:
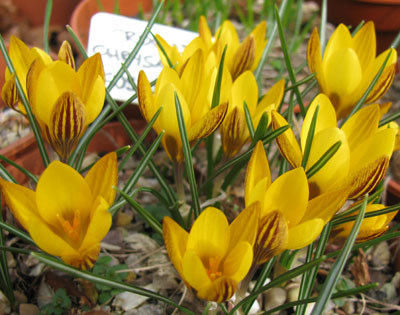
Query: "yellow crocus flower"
1 35 52 113
0 152 117 269
221 71 284 158
307 22 397 119
332 204 398 244
272 94 396 199
26 50 105 162
245 141 348 264
138 50 228 163
163 204 259 302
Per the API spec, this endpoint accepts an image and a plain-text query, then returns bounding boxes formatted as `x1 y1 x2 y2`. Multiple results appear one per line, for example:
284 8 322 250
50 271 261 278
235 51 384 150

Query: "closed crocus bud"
307 22 397 119
27 51 105 161
0 152 117 269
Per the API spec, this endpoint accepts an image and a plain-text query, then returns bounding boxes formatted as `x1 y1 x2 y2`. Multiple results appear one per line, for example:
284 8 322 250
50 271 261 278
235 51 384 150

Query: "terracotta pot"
0 116 148 185
311 0 400 53
386 178 400 206
70 0 153 47
12 0 81 27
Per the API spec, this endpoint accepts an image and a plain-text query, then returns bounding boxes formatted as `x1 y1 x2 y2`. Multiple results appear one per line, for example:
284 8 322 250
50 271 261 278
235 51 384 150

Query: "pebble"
264 287 287 312
372 241 391 268
0 291 10 314
19 303 40 315
112 284 156 311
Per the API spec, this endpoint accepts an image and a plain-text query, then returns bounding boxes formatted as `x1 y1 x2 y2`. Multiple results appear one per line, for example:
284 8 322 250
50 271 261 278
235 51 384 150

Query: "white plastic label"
87 12 197 102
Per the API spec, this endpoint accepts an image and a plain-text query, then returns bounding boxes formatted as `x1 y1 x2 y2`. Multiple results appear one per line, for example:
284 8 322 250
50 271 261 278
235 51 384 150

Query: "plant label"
88 12 197 102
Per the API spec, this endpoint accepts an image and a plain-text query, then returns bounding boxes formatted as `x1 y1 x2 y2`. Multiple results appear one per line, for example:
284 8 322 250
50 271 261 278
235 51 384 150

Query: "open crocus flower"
138 50 228 163
27 50 105 162
163 204 259 302
331 204 398 244
245 141 348 264
0 152 117 269
307 22 397 119
1 35 52 113
221 71 284 158
272 94 397 199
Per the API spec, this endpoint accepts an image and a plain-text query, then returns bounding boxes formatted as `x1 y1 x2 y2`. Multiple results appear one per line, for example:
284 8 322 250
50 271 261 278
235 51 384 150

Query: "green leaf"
302 104 320 168
311 195 368 314
306 140 341 179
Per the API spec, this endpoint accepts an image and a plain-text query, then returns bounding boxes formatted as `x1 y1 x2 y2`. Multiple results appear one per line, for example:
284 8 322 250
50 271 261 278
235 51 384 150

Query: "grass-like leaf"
43 0 52 54
243 101 255 139
306 140 341 178
0 155 38 183
0 221 34 245
302 104 319 168
175 92 201 218
311 195 368 314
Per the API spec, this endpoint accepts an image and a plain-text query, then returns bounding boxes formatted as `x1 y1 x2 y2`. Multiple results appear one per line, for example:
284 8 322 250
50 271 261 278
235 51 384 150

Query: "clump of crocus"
1 35 52 113
27 47 105 162
138 50 228 163
307 21 397 119
272 94 397 199
331 203 398 244
245 141 348 264
156 16 267 80
221 71 284 158
163 204 259 302
0 152 117 269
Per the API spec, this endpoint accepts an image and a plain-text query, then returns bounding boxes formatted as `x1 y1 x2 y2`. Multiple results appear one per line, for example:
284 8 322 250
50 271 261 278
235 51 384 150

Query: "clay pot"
311 0 400 53
70 0 153 47
12 0 81 27
0 115 148 185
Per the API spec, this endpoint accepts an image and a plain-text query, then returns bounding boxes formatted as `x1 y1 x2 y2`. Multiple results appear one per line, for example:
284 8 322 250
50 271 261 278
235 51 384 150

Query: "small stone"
19 304 40 315
124 233 158 252
372 242 390 267
112 284 156 311
6 252 16 268
14 290 27 304
0 291 11 314
342 300 355 314
36 281 53 308
287 284 300 303
264 287 287 312
391 272 400 289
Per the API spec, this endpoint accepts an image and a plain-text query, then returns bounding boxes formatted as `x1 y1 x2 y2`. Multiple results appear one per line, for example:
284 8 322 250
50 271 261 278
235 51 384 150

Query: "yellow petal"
137 70 156 123
85 152 117 205
28 214 79 263
199 16 212 48
254 210 288 264
245 141 271 205
353 21 375 70
155 34 181 69
77 53 105 123
197 276 237 302
223 241 253 282
186 207 230 263
271 111 302 168
263 168 308 226
48 91 86 161
306 128 350 197
0 179 37 230
323 47 362 97
231 71 258 114
58 41 75 69
188 102 228 142
253 78 285 126
303 188 349 223
229 202 260 250
286 219 324 249
300 94 337 151
29 60 80 125
341 104 379 152
347 127 396 198
307 28 326 89
250 21 267 70
78 196 112 268
163 216 189 279
323 24 353 61
182 250 212 291
36 161 92 228
181 49 205 111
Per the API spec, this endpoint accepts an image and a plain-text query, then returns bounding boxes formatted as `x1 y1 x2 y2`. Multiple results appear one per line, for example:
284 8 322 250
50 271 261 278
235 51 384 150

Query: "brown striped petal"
365 63 396 104
58 41 75 70
1 74 20 112
231 36 255 80
197 276 238 302
221 107 248 158
254 210 288 265
48 91 86 162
